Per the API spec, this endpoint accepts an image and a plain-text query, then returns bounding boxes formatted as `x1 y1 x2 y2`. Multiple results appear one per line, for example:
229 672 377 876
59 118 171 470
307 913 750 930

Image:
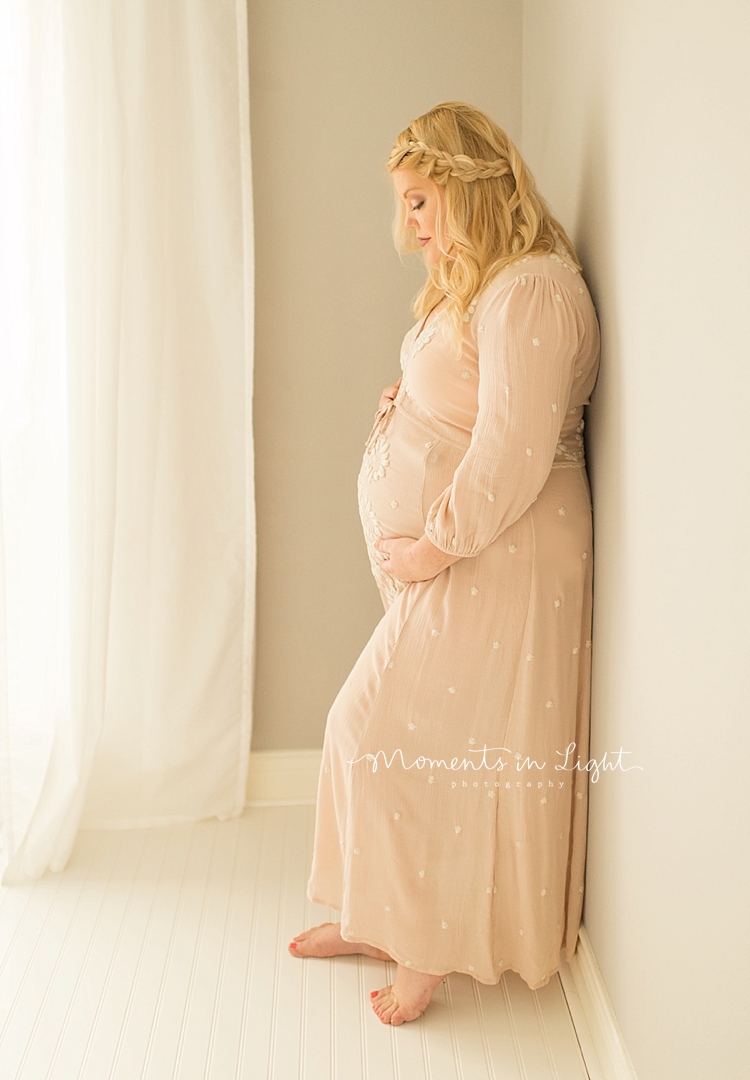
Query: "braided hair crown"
391 138 513 183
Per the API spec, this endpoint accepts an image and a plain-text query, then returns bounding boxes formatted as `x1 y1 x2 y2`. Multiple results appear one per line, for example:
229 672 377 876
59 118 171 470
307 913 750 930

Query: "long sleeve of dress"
424 273 584 558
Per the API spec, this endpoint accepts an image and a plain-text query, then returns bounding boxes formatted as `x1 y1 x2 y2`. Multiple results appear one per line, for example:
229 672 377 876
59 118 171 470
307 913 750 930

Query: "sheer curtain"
0 0 255 885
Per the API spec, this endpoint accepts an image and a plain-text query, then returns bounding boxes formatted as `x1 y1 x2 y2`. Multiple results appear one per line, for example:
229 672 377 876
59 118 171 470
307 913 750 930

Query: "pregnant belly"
357 403 466 543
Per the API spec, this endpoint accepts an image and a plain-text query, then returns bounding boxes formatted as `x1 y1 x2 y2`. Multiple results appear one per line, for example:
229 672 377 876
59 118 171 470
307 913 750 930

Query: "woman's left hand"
374 534 462 582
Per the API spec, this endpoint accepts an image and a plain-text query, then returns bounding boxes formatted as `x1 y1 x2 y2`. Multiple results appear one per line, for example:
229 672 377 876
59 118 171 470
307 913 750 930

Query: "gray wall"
248 0 522 750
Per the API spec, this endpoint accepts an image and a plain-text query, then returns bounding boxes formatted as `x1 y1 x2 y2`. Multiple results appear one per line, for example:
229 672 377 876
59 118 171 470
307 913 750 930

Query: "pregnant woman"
290 101 601 1026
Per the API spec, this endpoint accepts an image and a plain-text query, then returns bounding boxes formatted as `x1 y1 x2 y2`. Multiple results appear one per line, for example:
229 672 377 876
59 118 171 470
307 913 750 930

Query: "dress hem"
306 887 574 991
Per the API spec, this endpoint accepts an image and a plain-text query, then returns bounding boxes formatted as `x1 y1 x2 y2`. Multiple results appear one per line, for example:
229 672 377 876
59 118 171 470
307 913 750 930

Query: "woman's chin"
422 247 453 268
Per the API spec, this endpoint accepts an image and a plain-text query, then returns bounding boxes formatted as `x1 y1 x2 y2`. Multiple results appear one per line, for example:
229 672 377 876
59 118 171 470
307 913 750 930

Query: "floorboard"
0 805 591 1080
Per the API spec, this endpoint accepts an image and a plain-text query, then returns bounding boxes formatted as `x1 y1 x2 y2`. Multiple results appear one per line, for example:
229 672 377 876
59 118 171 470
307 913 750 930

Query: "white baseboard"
558 925 639 1080
245 748 322 805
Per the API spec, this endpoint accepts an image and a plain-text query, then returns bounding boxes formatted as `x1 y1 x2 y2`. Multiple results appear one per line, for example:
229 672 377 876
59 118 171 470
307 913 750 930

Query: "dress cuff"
424 519 475 558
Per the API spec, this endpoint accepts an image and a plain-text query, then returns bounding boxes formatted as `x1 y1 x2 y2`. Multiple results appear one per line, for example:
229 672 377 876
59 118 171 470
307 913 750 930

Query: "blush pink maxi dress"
307 250 601 991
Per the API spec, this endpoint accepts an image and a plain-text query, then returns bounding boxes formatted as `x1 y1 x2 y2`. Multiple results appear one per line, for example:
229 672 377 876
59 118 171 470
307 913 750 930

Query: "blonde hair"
387 101 581 338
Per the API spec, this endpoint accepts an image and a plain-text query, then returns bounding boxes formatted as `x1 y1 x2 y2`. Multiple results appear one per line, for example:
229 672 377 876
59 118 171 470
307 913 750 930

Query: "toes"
371 988 399 1022
288 922 338 957
370 982 432 1025
373 993 393 1019
370 985 391 1011
379 1000 399 1023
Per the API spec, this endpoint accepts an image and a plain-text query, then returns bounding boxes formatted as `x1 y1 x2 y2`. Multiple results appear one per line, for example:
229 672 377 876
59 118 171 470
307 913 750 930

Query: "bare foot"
288 922 393 961
370 963 444 1025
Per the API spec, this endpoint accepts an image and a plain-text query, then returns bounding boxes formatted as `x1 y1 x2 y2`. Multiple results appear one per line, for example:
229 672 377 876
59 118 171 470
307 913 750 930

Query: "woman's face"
392 167 446 266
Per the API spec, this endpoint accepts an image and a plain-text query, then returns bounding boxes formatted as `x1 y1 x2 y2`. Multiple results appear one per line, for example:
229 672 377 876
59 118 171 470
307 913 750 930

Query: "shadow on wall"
567 98 630 933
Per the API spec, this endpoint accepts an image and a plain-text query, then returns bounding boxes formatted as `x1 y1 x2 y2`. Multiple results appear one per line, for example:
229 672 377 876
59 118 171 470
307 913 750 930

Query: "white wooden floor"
0 805 593 1079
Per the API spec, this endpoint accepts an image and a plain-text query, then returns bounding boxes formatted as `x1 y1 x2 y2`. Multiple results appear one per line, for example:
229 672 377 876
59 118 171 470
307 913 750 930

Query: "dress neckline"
413 298 448 346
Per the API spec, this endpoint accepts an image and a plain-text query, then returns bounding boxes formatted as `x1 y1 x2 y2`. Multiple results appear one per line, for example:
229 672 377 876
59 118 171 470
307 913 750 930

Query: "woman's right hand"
377 377 402 413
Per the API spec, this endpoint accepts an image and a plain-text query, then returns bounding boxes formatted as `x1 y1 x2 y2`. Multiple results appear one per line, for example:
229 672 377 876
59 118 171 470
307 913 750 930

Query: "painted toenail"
289 942 297 948
370 990 378 997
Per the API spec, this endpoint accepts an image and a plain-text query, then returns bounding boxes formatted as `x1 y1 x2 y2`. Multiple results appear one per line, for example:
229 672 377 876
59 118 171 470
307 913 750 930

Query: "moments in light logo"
347 742 643 785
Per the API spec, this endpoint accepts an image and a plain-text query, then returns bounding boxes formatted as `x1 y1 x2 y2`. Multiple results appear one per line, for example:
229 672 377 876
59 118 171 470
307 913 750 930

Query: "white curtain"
0 0 255 885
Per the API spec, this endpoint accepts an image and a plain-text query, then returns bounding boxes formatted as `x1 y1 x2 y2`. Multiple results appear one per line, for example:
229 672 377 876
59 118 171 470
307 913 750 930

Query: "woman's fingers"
377 381 401 410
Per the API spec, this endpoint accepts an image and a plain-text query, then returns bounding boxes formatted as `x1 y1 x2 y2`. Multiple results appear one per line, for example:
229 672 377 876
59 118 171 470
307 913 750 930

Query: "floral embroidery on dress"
362 433 390 482
411 313 442 356
356 481 407 606
549 250 580 275
357 484 381 547
402 308 446 376
553 414 586 467
399 306 445 371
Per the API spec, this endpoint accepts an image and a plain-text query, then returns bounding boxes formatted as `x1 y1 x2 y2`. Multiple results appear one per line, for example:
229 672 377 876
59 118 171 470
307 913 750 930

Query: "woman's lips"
418 237 430 247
